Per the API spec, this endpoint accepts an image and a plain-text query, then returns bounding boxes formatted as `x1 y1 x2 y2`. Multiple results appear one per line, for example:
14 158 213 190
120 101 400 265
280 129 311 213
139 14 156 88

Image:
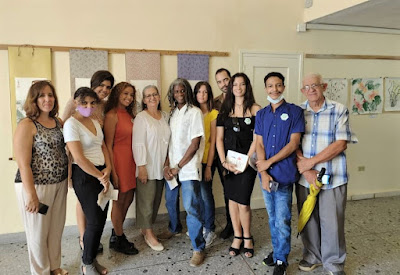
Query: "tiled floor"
1 196 399 274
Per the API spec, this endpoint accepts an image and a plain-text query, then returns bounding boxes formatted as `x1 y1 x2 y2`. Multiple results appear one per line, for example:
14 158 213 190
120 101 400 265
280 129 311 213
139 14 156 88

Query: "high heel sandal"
243 236 254 258
228 236 243 256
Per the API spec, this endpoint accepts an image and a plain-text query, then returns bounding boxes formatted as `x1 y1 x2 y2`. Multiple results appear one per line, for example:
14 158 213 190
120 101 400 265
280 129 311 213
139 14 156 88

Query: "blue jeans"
165 179 205 251
200 164 216 233
261 182 293 264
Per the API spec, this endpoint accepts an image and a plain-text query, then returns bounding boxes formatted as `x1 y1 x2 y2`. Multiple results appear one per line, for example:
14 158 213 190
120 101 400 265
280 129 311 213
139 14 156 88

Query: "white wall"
1 0 399 234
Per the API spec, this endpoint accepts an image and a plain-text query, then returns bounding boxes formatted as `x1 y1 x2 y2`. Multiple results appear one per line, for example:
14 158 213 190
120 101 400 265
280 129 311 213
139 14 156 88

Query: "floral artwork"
351 78 383 115
325 78 348 106
384 78 400 112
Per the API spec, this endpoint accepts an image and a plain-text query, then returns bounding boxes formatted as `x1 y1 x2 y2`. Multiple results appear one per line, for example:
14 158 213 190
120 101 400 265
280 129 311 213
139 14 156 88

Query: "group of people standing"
13 67 356 275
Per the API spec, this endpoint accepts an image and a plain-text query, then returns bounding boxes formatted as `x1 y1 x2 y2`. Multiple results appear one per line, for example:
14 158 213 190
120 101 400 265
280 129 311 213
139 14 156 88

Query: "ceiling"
308 0 400 30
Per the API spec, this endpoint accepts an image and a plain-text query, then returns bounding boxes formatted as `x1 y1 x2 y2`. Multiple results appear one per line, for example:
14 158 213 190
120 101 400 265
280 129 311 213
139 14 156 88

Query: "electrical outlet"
358 166 365 172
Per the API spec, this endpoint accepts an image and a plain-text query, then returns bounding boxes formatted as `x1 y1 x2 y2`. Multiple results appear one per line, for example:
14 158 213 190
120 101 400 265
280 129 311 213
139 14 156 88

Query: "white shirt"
132 111 171 180
169 105 205 181
63 117 105 166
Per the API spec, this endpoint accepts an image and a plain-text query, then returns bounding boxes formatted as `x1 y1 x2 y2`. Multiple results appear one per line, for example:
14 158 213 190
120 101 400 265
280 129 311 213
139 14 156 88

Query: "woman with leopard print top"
14 80 69 275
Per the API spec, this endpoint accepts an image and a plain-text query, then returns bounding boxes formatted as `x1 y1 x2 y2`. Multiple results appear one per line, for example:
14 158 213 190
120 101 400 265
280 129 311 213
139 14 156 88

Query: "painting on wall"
351 78 383 115
384 78 400 112
324 78 348 106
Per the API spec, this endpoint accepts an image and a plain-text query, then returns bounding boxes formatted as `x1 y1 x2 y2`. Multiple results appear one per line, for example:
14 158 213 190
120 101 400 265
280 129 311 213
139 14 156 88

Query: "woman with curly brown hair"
14 81 69 275
103 82 138 255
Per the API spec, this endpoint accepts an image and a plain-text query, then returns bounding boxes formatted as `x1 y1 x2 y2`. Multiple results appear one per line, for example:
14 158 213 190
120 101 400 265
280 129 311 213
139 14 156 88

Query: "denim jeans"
200 163 216 233
165 180 183 234
165 179 205 251
261 182 293 264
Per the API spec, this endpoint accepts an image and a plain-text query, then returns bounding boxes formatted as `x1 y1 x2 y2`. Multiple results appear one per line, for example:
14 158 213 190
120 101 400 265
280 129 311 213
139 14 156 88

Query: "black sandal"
228 236 243 256
243 236 254 258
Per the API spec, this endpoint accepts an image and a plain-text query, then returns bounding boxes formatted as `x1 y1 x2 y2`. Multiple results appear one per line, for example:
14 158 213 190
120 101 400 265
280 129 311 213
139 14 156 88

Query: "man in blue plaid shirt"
296 73 358 275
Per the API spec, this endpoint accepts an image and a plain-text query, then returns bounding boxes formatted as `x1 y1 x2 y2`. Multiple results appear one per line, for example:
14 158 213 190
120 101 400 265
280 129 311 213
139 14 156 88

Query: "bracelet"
206 165 212 168
163 166 169 171
177 163 182 169
222 161 227 167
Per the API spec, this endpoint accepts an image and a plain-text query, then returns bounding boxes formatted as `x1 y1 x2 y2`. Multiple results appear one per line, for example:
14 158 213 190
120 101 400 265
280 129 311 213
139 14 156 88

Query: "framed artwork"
324 78 348 106
351 78 383 115
384 77 400 112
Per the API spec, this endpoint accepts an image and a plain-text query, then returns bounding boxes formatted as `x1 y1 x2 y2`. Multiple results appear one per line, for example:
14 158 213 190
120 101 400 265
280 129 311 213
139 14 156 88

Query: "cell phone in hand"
38 202 49 215
269 181 279 192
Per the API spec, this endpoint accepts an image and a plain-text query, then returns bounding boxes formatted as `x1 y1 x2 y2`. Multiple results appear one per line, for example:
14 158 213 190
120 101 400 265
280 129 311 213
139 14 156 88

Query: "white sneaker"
205 231 217 247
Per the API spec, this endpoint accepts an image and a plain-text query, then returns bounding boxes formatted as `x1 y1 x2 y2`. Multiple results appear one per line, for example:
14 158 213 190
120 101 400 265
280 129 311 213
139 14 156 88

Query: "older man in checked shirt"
296 73 358 275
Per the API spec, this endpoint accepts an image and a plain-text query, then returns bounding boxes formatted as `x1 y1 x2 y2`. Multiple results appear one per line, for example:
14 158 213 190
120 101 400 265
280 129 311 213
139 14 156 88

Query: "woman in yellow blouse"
193 81 218 247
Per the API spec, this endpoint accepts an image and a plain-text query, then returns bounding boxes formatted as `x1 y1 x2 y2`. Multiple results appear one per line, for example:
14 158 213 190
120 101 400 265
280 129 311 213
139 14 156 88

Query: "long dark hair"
193 81 214 112
104 82 136 118
166 78 195 114
219 73 255 119
90 70 115 89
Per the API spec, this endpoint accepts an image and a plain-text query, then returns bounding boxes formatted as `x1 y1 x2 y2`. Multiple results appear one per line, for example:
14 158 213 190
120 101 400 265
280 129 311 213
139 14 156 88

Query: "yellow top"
202 109 219 164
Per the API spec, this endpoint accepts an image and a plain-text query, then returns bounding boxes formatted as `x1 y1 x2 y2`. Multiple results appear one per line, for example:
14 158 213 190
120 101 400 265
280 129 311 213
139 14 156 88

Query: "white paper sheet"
226 150 249 173
165 176 179 190
97 184 119 211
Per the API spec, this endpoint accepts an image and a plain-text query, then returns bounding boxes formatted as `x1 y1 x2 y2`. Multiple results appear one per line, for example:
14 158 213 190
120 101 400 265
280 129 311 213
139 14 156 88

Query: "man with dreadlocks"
158 78 206 267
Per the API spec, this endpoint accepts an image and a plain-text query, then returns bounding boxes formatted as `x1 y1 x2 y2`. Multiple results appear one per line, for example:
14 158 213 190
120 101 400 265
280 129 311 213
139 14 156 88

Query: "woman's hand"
223 162 241 174
138 166 148 184
101 167 111 182
25 192 39 213
204 166 212 182
111 171 119 189
163 166 173 180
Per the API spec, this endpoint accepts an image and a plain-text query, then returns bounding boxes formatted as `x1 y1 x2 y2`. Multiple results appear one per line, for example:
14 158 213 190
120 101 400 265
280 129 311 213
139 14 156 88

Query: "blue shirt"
255 101 305 185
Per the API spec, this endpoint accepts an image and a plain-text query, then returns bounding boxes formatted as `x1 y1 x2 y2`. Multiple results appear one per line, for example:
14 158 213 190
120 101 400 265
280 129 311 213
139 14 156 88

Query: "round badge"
280 113 289 121
244 118 251 125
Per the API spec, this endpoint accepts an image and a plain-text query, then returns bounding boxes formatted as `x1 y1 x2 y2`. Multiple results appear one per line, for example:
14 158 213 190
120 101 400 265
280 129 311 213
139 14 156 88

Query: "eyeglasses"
232 117 240 132
144 93 159 99
301 83 324 91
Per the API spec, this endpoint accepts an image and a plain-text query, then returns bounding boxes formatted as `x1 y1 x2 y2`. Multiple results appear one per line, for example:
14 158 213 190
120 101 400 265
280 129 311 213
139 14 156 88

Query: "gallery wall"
0 0 399 234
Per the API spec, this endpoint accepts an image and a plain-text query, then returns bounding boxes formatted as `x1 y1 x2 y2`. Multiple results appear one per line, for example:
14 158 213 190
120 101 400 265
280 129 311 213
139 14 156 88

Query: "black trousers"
213 157 231 226
72 164 109 265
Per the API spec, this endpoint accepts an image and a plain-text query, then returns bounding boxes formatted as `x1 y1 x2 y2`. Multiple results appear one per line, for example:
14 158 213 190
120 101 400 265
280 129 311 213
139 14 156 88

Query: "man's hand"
260 172 273 192
256 159 272 172
303 169 319 190
297 156 315 174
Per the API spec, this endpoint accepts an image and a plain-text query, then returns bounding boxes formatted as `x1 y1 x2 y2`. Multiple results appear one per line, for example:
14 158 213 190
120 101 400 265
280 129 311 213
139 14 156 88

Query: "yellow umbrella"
297 168 326 235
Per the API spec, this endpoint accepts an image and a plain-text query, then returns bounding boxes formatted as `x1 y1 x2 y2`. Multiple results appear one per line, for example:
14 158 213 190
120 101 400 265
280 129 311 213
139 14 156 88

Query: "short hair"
24 81 59 120
142 85 161 111
264 72 285 86
73 87 99 104
219 73 255 119
193 81 214 112
166 78 195 113
104 82 136 118
215 68 231 77
90 70 115 89
303 73 324 83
